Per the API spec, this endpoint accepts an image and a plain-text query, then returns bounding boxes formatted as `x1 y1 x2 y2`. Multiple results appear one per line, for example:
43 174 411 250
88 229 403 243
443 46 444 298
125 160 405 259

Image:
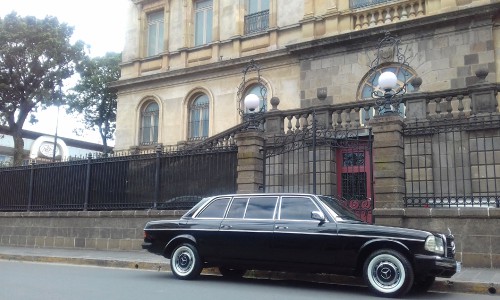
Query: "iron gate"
263 112 374 223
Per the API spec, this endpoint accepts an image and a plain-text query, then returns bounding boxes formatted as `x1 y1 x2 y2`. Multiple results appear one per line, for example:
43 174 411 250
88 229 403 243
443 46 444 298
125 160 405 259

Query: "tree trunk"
99 125 109 156
12 129 26 166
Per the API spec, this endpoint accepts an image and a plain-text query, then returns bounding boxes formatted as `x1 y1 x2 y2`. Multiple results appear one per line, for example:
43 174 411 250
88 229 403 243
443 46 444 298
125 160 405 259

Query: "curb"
431 279 498 296
0 253 497 296
0 253 168 271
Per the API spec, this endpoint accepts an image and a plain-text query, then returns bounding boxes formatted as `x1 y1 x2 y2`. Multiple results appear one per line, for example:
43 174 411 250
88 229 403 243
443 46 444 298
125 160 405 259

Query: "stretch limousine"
142 193 460 298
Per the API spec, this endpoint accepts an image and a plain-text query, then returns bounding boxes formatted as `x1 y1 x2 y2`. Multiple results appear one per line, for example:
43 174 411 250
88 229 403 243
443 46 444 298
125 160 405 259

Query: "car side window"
244 197 278 219
280 197 319 220
196 197 230 218
226 197 248 219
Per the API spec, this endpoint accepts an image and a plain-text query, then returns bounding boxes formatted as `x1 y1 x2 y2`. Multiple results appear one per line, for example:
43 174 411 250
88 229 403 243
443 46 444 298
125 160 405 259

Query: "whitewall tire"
363 249 414 298
171 243 202 280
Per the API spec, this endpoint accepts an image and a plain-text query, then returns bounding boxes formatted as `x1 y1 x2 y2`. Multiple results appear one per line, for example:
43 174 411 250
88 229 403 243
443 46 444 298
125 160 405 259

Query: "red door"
336 145 373 223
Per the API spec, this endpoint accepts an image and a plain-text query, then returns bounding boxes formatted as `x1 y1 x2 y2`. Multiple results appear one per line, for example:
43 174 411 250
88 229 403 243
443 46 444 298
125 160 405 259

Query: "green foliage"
66 52 121 152
0 12 85 165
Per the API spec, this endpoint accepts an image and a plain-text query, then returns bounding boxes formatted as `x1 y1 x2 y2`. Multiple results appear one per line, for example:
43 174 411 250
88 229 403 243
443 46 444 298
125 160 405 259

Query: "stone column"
369 114 405 208
235 130 265 193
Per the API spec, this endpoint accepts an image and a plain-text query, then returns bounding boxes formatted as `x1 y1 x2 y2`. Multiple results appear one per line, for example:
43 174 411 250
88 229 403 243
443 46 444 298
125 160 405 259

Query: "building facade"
114 0 500 151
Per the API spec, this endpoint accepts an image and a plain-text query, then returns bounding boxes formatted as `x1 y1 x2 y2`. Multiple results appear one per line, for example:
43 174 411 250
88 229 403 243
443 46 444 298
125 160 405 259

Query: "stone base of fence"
374 207 500 269
0 210 185 251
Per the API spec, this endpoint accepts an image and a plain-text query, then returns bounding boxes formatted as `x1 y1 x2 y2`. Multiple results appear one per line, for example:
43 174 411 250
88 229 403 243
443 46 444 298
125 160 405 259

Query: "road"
0 261 494 300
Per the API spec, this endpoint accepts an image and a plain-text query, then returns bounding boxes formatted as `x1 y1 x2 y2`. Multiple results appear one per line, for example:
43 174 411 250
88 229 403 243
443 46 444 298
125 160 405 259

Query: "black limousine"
142 193 460 298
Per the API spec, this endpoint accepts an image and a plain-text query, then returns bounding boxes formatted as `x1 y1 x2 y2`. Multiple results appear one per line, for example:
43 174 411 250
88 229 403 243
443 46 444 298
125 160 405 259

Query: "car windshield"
317 195 363 222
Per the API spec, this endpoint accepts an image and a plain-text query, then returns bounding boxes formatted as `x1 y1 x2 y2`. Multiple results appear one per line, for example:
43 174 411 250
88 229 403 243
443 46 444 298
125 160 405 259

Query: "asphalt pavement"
0 246 498 296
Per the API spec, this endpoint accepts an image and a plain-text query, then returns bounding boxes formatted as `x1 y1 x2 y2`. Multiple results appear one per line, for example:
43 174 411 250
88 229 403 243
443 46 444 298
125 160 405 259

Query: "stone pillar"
470 69 498 114
264 97 284 137
369 114 405 208
235 130 265 193
405 77 428 120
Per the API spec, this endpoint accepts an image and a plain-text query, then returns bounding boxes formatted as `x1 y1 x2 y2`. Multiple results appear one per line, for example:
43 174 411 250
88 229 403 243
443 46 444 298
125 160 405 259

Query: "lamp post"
237 59 267 130
244 93 261 130
372 71 405 115
369 32 410 115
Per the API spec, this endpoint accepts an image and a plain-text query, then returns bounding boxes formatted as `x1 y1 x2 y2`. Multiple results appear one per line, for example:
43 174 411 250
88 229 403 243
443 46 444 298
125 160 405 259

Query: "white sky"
0 0 129 145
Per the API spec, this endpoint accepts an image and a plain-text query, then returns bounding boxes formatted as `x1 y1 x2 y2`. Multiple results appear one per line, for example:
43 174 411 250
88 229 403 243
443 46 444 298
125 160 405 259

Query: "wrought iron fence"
244 10 269 35
263 110 374 223
404 114 500 208
0 146 237 212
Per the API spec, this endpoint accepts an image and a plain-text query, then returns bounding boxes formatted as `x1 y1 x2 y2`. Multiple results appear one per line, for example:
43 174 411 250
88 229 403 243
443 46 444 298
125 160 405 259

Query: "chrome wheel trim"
172 246 195 276
367 253 405 294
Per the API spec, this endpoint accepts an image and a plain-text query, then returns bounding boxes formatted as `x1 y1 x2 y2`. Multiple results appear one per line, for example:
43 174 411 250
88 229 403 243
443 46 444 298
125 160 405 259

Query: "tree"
0 12 85 165
66 52 121 153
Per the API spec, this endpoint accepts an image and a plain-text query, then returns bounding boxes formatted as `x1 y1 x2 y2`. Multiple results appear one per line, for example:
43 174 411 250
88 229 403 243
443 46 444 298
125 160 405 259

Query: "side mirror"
311 211 326 222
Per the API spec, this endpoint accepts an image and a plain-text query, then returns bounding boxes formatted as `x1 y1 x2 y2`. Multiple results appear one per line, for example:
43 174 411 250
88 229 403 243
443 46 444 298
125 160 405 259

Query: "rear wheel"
363 249 414 298
219 267 246 279
170 243 202 280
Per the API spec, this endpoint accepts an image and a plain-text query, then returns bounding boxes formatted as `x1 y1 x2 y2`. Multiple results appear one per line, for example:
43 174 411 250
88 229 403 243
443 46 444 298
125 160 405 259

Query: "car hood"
336 220 434 241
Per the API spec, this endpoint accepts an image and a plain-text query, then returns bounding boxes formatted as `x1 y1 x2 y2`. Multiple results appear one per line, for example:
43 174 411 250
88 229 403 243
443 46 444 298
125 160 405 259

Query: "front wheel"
363 249 414 298
170 243 202 280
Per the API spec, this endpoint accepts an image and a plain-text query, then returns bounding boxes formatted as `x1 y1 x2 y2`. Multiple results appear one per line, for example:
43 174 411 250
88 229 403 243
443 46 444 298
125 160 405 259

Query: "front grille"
443 235 456 258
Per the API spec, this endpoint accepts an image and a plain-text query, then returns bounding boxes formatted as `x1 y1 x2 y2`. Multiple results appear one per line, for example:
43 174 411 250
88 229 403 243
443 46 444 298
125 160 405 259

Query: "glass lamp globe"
378 71 398 91
244 94 260 112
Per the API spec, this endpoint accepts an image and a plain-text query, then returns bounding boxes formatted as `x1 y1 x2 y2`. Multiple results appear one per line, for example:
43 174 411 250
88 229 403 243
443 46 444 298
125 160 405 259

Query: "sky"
0 0 130 145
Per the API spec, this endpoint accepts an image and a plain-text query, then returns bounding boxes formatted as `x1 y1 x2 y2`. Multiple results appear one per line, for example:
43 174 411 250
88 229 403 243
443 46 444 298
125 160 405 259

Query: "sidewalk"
0 246 498 296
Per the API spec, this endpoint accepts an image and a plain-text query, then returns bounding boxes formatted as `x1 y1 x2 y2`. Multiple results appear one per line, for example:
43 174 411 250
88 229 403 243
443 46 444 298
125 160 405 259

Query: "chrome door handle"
220 225 232 229
275 226 288 230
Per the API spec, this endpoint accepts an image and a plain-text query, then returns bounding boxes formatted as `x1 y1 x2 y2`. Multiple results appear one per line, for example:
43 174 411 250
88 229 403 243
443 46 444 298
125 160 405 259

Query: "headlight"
425 235 445 255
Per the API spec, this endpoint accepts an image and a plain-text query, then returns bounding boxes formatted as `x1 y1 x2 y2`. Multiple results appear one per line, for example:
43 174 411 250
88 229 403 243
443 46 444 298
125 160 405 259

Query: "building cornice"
111 49 295 92
286 3 500 57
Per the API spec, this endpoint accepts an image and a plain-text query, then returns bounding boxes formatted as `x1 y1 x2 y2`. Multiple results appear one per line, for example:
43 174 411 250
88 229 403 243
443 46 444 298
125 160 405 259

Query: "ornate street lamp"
237 59 267 130
243 93 261 130
372 70 406 115
369 32 410 115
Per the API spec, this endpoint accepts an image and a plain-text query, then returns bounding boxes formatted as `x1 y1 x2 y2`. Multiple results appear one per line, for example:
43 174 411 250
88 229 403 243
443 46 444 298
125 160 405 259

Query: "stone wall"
2 207 498 269
0 210 184 251
374 207 500 268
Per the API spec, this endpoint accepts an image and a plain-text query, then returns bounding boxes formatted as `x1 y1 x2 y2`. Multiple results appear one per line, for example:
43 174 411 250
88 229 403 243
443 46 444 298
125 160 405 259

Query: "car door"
188 197 231 259
218 196 278 263
272 195 339 272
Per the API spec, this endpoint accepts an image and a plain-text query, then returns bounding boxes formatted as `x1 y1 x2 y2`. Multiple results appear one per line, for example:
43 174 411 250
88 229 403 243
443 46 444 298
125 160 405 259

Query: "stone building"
113 0 500 151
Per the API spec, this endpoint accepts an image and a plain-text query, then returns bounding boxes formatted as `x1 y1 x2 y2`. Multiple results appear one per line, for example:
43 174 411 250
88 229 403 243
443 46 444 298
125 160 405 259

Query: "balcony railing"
244 10 269 35
350 0 400 9
352 0 425 30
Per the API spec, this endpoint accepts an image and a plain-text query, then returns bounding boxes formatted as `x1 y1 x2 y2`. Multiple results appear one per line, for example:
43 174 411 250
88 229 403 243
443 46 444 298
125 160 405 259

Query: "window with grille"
244 0 269 34
140 102 159 145
189 94 209 140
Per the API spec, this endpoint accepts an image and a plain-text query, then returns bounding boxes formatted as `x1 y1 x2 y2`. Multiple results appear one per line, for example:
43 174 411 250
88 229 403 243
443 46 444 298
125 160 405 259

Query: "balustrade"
353 0 425 30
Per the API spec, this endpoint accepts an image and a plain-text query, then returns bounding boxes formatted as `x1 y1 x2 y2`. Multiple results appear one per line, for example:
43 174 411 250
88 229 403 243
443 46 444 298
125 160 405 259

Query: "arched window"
243 84 267 113
140 102 159 145
357 64 417 122
189 94 209 140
